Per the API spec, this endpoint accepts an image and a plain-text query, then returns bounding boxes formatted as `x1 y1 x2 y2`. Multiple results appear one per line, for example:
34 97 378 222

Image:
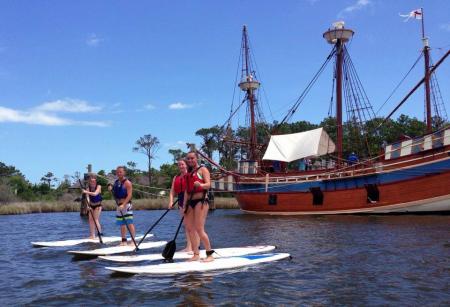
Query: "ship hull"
235 154 450 215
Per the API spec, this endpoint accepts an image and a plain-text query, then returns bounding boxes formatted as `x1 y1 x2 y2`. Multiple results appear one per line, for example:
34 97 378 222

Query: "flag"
399 9 422 22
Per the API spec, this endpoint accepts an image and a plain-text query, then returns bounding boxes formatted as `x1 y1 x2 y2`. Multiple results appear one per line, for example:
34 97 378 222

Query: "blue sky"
0 0 449 183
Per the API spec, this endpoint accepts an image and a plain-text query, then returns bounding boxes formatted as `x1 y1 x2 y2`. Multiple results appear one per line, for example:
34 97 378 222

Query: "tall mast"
421 8 432 133
239 25 260 161
323 22 354 167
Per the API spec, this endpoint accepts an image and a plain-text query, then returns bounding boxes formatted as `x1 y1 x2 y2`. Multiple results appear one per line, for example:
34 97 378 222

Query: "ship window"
365 184 379 204
268 194 277 205
411 138 423 154
310 187 323 205
390 143 401 159
432 131 444 149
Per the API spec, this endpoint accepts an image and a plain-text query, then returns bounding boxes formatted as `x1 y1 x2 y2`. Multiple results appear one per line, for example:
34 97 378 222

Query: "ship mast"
239 25 260 161
323 22 354 167
421 8 432 133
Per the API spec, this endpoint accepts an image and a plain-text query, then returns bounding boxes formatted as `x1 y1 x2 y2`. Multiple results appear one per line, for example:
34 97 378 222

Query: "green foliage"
0 178 17 203
195 126 222 158
159 163 179 188
1 113 447 205
133 134 160 185
0 162 22 177
168 149 186 163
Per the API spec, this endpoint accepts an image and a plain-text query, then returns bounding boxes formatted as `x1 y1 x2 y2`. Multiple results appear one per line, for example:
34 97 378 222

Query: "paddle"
162 192 193 262
135 198 178 251
79 179 103 244
110 190 139 250
161 216 185 262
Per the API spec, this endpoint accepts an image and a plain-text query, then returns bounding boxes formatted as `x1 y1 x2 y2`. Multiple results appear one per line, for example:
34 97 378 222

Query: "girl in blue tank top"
82 175 103 239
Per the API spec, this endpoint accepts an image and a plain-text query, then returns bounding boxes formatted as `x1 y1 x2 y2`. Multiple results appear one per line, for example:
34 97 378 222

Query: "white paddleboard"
31 235 149 247
105 253 290 274
68 240 167 256
99 245 276 263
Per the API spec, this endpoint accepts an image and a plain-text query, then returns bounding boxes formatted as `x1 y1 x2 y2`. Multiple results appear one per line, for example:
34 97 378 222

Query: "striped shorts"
116 203 133 226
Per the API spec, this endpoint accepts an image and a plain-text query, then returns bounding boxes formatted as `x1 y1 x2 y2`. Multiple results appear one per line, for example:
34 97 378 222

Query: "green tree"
0 162 22 177
168 149 186 163
195 126 222 158
159 163 179 188
40 172 56 189
133 134 160 185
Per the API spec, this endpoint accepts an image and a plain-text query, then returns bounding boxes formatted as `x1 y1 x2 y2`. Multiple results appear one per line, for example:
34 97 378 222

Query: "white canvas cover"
262 127 335 162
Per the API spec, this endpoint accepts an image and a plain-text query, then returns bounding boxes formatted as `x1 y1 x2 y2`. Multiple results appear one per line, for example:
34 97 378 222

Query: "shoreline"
0 197 239 215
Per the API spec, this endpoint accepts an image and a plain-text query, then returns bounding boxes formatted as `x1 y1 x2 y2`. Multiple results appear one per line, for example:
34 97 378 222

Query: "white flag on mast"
399 9 423 22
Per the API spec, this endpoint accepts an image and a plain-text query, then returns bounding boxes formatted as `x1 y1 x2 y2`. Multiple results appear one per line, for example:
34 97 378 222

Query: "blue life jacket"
88 184 102 203
113 179 128 199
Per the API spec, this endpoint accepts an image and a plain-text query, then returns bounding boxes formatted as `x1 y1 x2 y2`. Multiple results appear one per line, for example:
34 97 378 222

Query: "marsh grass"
0 197 239 215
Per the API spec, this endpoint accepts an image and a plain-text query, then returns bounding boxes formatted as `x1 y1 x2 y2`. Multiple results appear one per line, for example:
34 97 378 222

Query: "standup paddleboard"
105 253 290 275
31 235 149 248
68 241 167 256
99 245 276 263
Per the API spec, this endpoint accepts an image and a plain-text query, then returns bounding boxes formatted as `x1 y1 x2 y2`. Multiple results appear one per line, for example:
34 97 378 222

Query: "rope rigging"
275 46 336 128
375 52 423 116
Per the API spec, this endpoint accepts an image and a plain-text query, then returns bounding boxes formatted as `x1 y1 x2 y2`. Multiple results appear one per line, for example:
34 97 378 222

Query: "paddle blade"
162 240 176 261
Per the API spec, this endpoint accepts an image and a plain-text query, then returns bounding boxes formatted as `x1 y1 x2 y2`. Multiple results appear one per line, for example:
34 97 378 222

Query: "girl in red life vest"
183 151 214 262
169 159 198 253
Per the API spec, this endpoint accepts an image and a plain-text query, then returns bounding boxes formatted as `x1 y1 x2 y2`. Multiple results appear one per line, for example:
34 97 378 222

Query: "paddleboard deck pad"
105 253 290 275
99 245 276 263
68 241 167 256
31 235 149 248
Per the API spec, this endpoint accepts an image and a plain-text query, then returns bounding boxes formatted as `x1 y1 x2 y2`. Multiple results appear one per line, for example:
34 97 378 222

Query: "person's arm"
169 176 176 209
194 167 211 190
183 188 188 208
84 185 101 196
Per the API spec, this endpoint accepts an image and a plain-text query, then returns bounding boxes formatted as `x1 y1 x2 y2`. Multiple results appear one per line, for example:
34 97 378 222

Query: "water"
0 210 449 306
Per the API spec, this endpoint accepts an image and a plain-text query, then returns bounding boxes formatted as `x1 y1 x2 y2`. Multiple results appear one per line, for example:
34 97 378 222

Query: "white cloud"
0 99 109 127
86 33 104 47
440 22 450 32
338 0 371 18
168 102 193 110
35 99 102 113
164 140 187 149
144 104 156 110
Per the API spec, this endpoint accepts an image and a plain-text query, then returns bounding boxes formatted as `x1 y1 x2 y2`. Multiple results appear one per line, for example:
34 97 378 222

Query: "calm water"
0 210 449 306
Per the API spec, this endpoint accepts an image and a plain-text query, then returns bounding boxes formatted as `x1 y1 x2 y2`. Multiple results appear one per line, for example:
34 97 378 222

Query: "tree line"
194 114 447 167
0 114 446 204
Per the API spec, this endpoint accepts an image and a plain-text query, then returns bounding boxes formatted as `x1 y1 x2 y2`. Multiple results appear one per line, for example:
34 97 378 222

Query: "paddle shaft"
172 215 185 241
162 191 194 261
135 199 178 250
79 179 103 244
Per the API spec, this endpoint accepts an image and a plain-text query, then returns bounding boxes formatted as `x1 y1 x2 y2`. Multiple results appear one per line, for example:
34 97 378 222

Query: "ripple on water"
0 211 449 305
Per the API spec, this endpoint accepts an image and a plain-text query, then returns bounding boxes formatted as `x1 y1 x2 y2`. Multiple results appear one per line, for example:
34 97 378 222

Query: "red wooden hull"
234 147 450 214
236 171 450 214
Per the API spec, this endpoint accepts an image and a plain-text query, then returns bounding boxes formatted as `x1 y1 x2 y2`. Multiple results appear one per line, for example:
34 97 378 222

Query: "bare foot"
188 254 200 262
119 241 128 246
201 255 214 262
180 248 193 253
88 237 96 240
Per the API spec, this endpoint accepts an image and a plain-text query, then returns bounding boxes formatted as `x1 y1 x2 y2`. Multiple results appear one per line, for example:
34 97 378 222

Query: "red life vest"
186 166 205 193
173 174 186 194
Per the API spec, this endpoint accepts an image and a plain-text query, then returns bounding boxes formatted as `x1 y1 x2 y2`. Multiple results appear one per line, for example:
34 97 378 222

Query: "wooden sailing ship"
205 15 450 214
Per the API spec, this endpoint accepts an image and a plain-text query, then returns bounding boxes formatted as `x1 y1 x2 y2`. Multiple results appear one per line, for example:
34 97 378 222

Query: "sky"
0 0 449 183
